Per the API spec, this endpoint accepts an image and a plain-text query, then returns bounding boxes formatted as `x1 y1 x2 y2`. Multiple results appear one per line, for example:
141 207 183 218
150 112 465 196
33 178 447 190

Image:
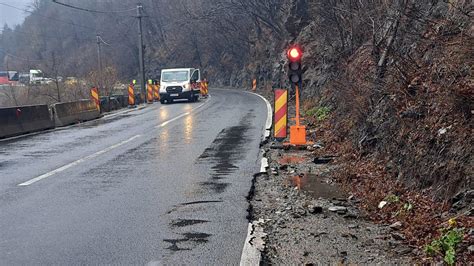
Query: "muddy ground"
250 144 414 264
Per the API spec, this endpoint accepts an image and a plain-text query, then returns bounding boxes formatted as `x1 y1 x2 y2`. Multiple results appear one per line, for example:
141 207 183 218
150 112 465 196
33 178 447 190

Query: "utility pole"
137 3 146 103
51 51 61 102
96 34 103 95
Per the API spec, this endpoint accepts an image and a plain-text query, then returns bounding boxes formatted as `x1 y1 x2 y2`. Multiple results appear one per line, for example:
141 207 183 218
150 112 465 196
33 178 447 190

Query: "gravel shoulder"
250 143 414 264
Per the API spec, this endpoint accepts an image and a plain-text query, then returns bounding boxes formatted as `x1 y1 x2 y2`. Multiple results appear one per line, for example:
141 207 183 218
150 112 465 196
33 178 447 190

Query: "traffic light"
287 45 303 85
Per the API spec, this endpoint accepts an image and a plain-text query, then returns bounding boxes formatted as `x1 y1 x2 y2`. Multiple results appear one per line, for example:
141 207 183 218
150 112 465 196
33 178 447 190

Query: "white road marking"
244 91 272 141
155 97 211 129
240 220 266 266
245 91 272 130
260 157 269 173
158 112 190 128
18 135 142 186
18 98 212 187
239 90 272 264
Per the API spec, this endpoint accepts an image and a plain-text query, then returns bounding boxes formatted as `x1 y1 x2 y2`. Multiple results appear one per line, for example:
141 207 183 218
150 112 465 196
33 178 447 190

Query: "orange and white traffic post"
90 87 100 112
203 79 207 96
252 79 257 92
147 80 154 103
274 89 288 141
128 83 135 107
200 80 205 97
153 82 160 101
201 78 209 97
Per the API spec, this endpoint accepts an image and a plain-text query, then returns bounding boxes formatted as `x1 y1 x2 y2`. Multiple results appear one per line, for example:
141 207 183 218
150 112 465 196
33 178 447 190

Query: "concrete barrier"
0 105 54 139
52 99 101 127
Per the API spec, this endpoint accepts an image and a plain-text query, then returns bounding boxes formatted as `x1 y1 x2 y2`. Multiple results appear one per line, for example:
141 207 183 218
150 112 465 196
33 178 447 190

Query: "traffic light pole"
137 4 146 103
286 45 312 146
295 83 300 127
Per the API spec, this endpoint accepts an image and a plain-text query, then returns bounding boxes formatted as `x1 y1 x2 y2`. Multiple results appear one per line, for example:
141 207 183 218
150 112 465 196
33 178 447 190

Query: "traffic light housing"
287 45 303 85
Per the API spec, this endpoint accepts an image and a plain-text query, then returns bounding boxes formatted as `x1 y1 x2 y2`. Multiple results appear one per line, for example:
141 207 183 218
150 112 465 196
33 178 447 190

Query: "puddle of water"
289 174 345 199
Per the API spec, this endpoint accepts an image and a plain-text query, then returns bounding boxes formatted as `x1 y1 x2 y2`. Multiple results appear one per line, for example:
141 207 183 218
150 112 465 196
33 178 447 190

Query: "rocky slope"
246 1 472 263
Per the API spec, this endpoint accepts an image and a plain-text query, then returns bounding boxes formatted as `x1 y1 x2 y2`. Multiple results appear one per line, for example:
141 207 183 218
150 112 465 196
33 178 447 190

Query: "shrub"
305 106 331 121
424 227 464 265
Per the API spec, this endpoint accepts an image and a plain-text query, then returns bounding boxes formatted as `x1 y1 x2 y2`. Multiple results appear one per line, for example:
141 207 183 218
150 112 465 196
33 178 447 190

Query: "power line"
98 17 137 48
97 35 111 46
52 0 137 14
0 2 97 32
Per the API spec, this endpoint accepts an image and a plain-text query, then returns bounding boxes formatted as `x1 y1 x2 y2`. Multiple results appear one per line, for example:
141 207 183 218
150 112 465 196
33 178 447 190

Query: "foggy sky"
0 0 31 27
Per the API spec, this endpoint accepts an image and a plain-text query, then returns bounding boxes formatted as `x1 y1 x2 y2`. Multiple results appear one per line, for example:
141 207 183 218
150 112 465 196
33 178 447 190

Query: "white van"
159 68 201 103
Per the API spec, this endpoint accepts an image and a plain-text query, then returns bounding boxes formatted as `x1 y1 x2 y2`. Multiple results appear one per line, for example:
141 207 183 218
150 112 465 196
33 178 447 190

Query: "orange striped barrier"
200 82 205 97
128 84 135 106
200 80 209 97
252 79 257 91
90 87 100 111
204 81 209 96
153 84 160 101
274 89 288 140
147 84 154 103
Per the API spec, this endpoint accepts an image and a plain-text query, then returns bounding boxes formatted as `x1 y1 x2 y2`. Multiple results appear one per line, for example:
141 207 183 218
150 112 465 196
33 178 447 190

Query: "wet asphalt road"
0 89 268 265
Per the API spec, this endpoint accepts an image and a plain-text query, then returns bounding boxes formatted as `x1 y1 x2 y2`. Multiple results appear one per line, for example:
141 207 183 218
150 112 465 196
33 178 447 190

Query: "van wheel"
194 96 199 102
160 99 165 104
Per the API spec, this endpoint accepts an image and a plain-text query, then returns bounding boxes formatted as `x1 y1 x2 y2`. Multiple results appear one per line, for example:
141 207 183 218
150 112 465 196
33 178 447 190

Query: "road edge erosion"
240 91 272 265
242 90 417 264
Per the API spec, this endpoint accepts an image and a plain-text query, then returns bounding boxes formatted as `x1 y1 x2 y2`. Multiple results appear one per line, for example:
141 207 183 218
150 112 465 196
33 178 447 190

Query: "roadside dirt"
249 87 472 264
251 145 414 264
249 89 412 264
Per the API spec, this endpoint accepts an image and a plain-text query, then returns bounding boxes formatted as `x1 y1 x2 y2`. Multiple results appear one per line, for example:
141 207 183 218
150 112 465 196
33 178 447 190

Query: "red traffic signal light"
287 45 303 85
287 46 303 61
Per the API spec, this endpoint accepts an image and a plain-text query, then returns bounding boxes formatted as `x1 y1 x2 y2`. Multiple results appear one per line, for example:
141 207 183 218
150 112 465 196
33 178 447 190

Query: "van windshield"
8 72 19 81
162 71 189 82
